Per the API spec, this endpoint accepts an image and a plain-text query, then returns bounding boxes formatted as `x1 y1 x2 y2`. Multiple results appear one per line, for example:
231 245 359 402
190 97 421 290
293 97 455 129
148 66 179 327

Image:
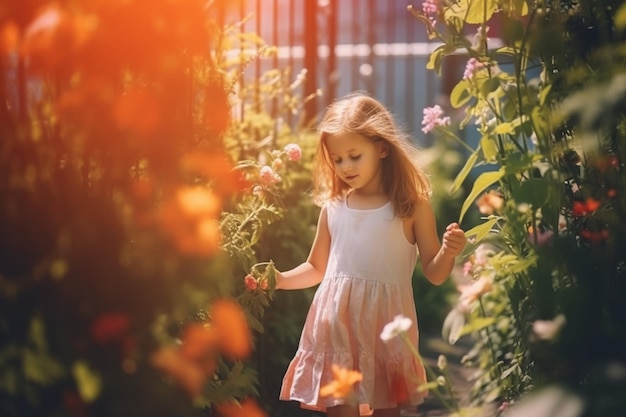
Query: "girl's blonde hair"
312 92 431 218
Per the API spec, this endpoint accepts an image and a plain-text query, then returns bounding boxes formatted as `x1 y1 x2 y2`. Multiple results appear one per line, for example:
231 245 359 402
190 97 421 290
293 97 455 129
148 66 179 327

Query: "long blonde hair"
312 92 431 218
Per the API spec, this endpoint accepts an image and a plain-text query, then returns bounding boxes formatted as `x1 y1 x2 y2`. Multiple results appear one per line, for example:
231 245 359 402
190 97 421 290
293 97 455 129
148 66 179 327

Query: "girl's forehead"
324 132 372 152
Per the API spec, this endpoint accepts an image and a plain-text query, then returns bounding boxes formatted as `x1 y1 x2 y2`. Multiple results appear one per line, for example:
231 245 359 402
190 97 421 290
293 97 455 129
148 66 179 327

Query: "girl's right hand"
442 223 466 257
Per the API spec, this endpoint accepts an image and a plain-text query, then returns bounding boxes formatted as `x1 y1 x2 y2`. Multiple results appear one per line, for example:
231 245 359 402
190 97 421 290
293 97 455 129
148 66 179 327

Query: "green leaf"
494 122 514 135
480 135 499 162
426 46 448 74
477 76 501 99
73 361 101 402
449 151 479 195
24 349 65 385
461 316 496 335
450 79 473 109
515 178 551 207
616 2 626 30
502 0 529 17
445 0 497 25
539 84 552 105
459 169 504 223
465 217 500 243
266 261 277 299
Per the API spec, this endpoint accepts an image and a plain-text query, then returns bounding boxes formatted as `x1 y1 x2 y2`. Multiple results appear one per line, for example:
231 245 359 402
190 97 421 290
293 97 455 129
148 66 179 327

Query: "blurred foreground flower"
532 314 566 342
151 347 208 398
215 397 267 417
210 299 252 359
319 364 363 399
528 225 554 247
157 186 222 256
380 315 413 342
151 299 252 397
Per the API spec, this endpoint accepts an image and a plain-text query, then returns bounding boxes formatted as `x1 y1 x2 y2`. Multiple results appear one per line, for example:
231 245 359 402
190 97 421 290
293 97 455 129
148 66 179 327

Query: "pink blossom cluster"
259 165 281 185
421 105 450 134
422 0 441 26
284 143 302 161
463 57 486 80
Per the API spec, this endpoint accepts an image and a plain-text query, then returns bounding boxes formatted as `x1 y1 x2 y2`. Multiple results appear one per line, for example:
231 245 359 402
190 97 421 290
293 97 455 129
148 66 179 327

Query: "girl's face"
325 132 387 194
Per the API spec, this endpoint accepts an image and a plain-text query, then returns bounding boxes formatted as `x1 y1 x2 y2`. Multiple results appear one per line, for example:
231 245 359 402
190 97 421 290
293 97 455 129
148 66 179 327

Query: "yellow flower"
319 364 363 399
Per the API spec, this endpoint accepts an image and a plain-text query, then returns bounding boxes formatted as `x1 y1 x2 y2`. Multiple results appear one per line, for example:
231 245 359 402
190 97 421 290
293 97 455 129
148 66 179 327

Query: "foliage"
411 0 626 415
0 1 313 416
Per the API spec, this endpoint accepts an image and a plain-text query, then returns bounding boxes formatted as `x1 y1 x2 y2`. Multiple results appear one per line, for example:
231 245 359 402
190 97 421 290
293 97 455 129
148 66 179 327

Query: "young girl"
276 92 466 417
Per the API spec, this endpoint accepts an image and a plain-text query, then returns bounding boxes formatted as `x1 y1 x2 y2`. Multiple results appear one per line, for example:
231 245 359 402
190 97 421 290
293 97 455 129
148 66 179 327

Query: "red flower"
90 313 130 344
580 228 609 243
572 198 601 217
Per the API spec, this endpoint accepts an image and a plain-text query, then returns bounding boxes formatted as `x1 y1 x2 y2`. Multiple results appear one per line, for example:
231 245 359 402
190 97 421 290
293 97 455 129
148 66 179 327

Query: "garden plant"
395 0 626 416
0 1 316 416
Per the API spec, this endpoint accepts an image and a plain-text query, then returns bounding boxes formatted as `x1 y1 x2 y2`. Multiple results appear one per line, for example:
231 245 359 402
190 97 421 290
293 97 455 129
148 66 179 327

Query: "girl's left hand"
442 223 466 257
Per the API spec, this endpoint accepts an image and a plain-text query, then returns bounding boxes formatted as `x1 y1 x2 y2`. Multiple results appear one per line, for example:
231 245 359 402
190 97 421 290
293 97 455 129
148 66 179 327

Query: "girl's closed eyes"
333 155 361 164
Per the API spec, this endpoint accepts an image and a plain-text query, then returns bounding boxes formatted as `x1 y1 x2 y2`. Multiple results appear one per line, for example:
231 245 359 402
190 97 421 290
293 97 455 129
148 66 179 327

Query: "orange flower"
0 21 20 56
475 190 504 215
150 348 206 398
319 364 363 399
20 5 97 75
179 323 218 363
210 299 252 359
113 88 162 136
215 397 267 417
156 186 222 256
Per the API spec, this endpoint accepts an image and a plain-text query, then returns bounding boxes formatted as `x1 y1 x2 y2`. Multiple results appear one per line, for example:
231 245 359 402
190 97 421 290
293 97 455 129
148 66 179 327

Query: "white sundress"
280 198 427 413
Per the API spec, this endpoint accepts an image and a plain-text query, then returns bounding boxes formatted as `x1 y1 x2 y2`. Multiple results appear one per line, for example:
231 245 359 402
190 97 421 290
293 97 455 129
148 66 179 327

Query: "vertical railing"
227 0 445 139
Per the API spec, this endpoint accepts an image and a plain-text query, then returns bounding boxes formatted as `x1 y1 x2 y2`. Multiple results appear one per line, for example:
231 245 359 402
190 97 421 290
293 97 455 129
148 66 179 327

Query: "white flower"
437 354 447 370
532 314 566 341
380 315 413 342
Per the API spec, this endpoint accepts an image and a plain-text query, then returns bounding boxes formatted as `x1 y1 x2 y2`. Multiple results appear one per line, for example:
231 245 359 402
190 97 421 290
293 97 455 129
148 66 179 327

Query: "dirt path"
401 334 494 417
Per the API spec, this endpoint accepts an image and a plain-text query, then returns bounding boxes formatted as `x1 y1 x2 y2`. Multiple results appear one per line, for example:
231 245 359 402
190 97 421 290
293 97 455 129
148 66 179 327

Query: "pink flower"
527 226 554 246
463 57 486 80
284 143 302 161
462 261 473 278
457 277 492 311
259 165 281 185
259 279 268 291
421 105 450 134
244 274 258 291
422 0 440 26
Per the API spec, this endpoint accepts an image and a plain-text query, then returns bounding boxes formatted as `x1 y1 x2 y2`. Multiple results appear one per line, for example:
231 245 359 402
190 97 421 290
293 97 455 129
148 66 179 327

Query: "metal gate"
218 0 450 146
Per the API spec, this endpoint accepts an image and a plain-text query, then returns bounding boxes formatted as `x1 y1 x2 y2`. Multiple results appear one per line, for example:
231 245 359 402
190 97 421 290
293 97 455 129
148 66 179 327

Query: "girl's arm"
412 198 466 286
276 206 331 290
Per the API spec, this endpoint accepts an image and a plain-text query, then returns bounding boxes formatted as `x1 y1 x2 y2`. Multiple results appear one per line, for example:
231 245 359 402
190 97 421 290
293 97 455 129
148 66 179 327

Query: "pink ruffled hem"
279 349 427 412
